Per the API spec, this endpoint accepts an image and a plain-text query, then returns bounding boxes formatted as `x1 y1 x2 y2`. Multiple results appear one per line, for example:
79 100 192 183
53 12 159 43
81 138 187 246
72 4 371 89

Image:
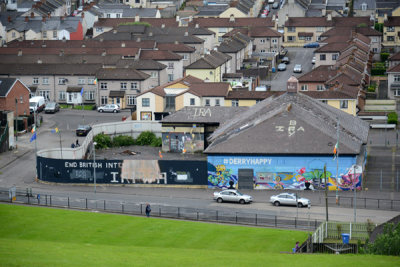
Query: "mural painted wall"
207 155 362 191
37 157 207 185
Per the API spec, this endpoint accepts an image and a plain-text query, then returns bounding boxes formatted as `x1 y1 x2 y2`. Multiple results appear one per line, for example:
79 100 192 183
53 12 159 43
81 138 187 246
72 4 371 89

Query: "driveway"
261 47 315 91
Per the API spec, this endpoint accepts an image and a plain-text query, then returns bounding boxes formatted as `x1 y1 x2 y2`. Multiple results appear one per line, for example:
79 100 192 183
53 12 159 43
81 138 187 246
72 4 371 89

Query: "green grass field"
0 204 399 267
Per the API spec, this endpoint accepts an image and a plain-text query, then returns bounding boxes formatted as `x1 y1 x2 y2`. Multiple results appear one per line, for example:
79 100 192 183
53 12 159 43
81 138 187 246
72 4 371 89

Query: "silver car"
293 64 302 73
270 193 310 207
97 104 120 113
213 189 253 204
277 63 287 71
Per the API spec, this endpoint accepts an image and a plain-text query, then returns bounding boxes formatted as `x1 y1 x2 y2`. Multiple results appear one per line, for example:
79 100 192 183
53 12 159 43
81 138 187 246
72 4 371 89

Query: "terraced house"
284 15 373 47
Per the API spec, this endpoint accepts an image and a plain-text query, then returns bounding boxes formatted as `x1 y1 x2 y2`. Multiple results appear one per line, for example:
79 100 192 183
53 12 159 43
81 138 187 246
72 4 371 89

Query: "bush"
380 53 390 62
368 85 376 92
72 105 95 111
365 222 400 256
375 23 383 33
136 131 157 146
150 137 162 147
387 112 398 125
93 133 112 149
113 135 135 147
371 68 386 76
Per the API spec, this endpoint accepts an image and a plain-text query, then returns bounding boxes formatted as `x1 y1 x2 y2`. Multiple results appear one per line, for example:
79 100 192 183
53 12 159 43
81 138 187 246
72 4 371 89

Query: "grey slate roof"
205 92 369 155
96 68 150 80
0 63 101 75
115 59 167 70
0 78 17 97
6 16 82 33
161 106 248 124
0 54 122 65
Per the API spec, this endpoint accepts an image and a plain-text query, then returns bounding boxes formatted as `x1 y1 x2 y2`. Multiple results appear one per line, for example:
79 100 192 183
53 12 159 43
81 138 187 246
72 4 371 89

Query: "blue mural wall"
207 155 362 191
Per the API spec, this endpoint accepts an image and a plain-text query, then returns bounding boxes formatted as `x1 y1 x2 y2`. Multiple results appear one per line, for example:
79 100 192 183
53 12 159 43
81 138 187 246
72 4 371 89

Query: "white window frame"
59 91 66 100
121 82 127 90
205 99 210 106
33 77 39 84
88 78 95 85
394 75 400 82
340 100 348 109
42 77 49 85
142 98 150 107
127 95 136 105
301 85 308 91
85 91 95 100
317 85 325 91
168 62 174 69
231 99 238 107
190 98 195 106
215 99 220 106
131 82 138 90
100 82 108 89
58 78 66 85
78 77 85 85
101 96 108 105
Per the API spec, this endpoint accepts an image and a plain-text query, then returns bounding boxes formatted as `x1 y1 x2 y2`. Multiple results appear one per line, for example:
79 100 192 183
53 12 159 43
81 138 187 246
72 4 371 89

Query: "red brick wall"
0 80 30 116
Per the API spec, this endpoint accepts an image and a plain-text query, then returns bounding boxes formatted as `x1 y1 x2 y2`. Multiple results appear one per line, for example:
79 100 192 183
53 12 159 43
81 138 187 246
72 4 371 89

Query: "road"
261 47 315 90
1 94 399 225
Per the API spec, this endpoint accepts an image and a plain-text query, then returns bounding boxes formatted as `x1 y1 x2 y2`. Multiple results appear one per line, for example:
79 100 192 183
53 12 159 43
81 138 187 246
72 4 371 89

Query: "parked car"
268 0 274 3
213 189 253 204
281 57 290 64
293 64 302 73
270 193 310 207
29 96 46 113
76 125 92 136
97 104 120 113
304 42 320 48
312 56 316 64
277 63 287 71
44 102 60 113
272 2 279 8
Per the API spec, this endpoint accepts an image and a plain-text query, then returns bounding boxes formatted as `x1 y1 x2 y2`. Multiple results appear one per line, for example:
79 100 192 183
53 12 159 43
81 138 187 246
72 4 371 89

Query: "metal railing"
0 189 321 231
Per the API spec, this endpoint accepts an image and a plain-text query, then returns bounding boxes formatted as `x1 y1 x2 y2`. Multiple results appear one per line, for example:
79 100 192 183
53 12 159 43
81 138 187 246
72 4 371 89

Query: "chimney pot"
7 16 11 23
287 76 298 93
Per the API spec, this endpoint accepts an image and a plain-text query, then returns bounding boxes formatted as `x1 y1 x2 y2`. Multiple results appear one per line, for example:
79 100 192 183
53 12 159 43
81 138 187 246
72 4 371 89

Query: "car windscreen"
236 191 243 196
29 102 36 107
46 103 55 108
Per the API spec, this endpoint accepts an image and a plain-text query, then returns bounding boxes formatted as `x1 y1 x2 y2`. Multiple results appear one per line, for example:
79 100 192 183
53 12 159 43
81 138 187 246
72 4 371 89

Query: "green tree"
366 223 400 256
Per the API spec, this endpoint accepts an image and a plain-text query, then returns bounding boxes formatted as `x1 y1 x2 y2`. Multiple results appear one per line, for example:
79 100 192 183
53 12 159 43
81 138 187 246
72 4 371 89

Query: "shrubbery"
136 131 157 146
93 133 112 149
112 135 135 147
387 112 398 125
362 222 400 256
93 131 161 149
380 52 390 62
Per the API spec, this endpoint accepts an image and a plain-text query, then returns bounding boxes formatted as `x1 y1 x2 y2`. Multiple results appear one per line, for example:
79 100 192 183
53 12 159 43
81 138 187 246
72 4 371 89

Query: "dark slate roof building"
162 106 248 124
205 77 369 155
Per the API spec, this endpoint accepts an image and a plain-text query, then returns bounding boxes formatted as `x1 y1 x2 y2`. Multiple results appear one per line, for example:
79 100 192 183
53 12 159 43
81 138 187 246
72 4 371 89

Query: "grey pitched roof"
0 54 121 65
161 106 248 124
6 16 82 33
96 68 150 80
205 92 369 155
185 50 231 69
353 0 376 9
115 59 167 70
0 78 17 97
122 8 158 18
0 63 101 75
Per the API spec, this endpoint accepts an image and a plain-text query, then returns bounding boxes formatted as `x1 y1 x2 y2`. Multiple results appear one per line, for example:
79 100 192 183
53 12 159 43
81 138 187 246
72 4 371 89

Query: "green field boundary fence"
0 187 322 231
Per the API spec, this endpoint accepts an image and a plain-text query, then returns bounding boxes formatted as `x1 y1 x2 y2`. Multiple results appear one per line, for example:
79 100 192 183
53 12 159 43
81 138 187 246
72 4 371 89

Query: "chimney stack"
7 16 11 23
31 12 34 18
287 76 298 93
25 16 29 22
42 16 46 22
48 12 51 18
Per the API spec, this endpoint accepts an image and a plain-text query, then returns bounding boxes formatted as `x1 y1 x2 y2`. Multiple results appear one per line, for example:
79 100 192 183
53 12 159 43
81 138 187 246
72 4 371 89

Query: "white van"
29 96 46 113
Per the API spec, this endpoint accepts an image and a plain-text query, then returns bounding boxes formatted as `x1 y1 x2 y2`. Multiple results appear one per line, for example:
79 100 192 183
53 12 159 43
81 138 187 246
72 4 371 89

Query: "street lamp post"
93 141 97 194
15 98 18 143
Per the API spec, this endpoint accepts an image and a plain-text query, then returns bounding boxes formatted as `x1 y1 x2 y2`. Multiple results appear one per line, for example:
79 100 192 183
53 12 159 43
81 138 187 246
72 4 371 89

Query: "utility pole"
336 117 340 205
325 164 329 221
15 98 18 143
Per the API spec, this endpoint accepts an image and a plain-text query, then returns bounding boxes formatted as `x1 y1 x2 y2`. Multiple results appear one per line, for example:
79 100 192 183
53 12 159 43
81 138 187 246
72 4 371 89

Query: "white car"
97 104 121 113
277 63 287 71
213 189 253 204
312 57 316 64
293 64 302 73
268 0 274 3
270 193 310 207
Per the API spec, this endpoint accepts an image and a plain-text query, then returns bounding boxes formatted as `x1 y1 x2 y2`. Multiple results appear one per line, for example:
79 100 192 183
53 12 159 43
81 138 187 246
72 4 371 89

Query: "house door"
238 169 254 189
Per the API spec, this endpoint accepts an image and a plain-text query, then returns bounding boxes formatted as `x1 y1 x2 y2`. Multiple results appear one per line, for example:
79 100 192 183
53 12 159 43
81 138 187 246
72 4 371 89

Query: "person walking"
75 139 80 147
145 203 151 217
